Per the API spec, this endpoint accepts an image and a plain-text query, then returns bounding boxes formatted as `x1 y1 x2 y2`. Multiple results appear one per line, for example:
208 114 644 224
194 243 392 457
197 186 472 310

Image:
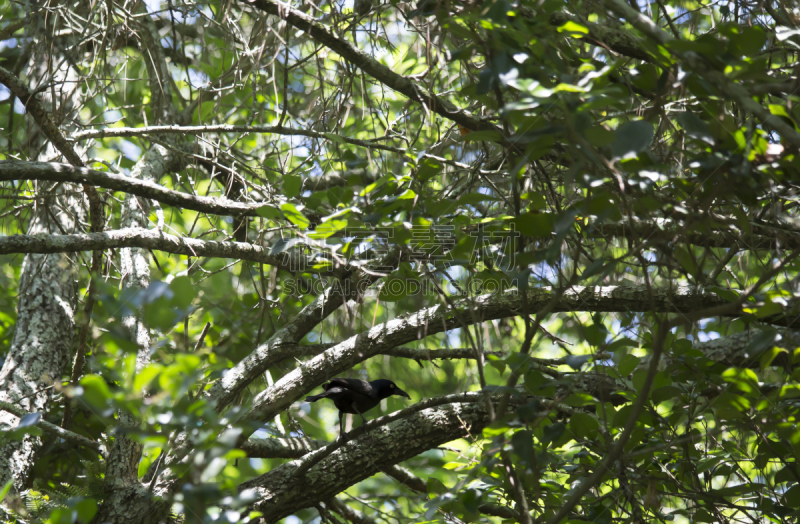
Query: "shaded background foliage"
1 0 800 522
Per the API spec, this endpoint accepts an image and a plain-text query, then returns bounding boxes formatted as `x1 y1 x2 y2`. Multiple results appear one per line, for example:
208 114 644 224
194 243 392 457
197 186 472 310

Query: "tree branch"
0 227 309 274
278 343 505 363
241 436 323 459
206 247 401 410
242 0 499 136
594 220 800 251
248 285 731 421
0 401 103 454
239 399 499 522
382 464 522 520
0 161 270 217
72 124 405 153
547 11 652 62
544 321 666 524
604 0 800 149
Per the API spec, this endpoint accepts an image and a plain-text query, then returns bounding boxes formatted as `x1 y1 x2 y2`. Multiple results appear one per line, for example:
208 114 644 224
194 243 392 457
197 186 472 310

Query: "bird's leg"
338 411 347 442
353 404 367 427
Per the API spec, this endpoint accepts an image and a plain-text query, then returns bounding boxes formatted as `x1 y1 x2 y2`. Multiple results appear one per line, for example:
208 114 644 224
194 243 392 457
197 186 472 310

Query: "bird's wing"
326 378 375 397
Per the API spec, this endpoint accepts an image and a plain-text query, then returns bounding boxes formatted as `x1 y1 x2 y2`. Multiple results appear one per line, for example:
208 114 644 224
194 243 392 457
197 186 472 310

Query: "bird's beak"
396 388 411 399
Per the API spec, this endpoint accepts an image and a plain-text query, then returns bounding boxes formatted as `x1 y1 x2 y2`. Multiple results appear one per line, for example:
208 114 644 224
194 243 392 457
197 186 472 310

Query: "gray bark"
0 161 268 217
207 247 401 410
241 436 323 459
0 198 81 491
93 148 173 524
0 227 311 274
240 400 497 522
0 31 86 488
248 285 729 420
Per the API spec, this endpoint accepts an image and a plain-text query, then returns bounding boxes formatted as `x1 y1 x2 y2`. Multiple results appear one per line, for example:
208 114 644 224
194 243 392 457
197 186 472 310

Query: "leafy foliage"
1 0 800 522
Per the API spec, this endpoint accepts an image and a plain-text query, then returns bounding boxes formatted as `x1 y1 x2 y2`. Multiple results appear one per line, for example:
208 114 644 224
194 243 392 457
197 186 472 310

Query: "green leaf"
584 126 615 147
613 404 635 428
310 218 348 239
256 204 281 220
784 484 800 508
541 421 566 444
721 367 758 394
668 34 726 58
768 104 792 120
776 465 800 484
696 455 724 473
713 392 751 420
709 286 740 302
728 26 767 56
761 346 787 369
569 412 599 440
144 297 177 331
417 158 443 181
323 132 346 144
676 112 714 144
632 64 659 92
281 203 311 229
514 212 554 237
459 192 501 206
49 508 73 524
618 354 640 376
80 374 112 410
0 480 12 501
75 498 98 522
610 121 654 158
673 247 699 276
632 369 671 393
426 477 448 493
652 385 681 404
557 20 589 35
588 505 612 524
753 301 783 318
169 276 195 309
516 399 542 422
526 192 547 211
133 364 163 392
283 175 302 198
511 430 533 467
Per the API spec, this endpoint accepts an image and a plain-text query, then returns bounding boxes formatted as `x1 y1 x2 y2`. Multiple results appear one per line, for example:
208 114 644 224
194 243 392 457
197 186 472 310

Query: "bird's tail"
305 393 325 402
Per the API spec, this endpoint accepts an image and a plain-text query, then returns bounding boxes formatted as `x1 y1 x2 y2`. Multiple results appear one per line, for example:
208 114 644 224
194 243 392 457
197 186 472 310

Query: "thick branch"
690 328 799 369
0 228 307 273
280 343 504 362
241 436 323 459
290 392 487 477
240 400 497 522
146 249 402 503
594 220 800 251
206 247 400 410
0 161 269 217
249 285 729 420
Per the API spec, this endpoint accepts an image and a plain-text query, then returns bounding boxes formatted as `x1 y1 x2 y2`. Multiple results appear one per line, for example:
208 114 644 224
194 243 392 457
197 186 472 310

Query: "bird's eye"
390 384 395 388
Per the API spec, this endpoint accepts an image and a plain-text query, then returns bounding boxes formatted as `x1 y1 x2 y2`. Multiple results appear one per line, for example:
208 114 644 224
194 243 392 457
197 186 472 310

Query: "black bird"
305 378 411 439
